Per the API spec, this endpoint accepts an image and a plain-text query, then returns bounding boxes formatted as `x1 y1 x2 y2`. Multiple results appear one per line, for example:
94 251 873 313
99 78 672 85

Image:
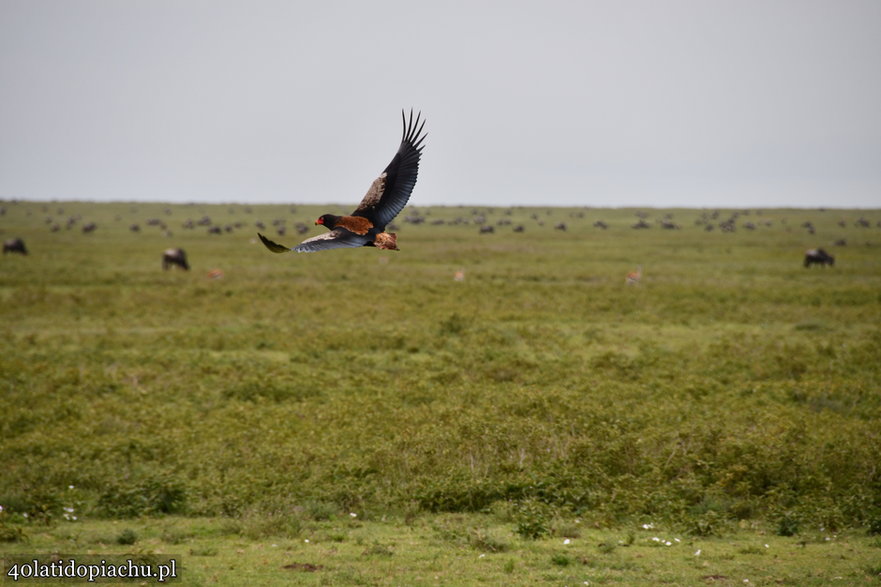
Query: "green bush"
97 475 187 517
776 512 800 537
0 521 27 543
867 511 881 536
513 500 553 540
115 528 138 545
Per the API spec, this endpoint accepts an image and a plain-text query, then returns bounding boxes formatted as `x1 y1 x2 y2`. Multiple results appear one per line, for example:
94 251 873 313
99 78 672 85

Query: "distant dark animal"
82 222 97 233
554 222 567 231
513 225 525 233
259 109 426 254
804 248 834 268
3 238 27 255
719 219 736 232
593 220 608 229
162 248 189 270
479 225 495 234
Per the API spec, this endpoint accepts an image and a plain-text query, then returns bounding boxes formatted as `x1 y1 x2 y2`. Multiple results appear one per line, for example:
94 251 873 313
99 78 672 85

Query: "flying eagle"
258 110 426 253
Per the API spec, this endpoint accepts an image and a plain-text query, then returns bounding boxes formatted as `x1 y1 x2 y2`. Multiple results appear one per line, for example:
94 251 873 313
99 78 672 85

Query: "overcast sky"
2 0 880 209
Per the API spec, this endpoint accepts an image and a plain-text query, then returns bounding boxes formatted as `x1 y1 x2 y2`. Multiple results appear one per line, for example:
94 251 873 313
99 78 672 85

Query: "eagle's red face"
315 214 338 227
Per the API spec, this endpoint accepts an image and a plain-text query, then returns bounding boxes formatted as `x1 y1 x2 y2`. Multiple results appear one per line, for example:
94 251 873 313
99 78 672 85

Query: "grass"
3 514 881 585
1 200 881 583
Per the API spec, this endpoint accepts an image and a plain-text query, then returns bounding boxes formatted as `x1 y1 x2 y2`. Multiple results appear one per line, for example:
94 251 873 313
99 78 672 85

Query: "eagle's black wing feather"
258 230 369 253
353 109 426 229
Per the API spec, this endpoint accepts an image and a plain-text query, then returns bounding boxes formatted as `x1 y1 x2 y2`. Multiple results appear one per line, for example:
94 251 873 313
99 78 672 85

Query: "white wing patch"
357 173 387 211
293 229 369 253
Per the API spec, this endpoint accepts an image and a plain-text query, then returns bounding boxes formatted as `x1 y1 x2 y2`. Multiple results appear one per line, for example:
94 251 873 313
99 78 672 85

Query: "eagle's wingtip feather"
258 233 292 253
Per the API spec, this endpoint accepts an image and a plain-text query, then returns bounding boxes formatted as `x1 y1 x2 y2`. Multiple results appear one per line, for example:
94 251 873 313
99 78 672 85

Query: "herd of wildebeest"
2 202 878 271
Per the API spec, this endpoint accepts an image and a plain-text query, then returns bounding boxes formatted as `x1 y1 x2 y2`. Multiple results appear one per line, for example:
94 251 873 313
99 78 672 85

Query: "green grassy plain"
2 200 880 584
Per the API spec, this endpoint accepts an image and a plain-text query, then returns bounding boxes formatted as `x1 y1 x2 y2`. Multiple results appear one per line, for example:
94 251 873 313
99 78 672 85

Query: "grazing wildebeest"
162 248 189 270
479 225 495 234
804 248 834 268
719 218 736 232
3 237 27 255
81 222 97 233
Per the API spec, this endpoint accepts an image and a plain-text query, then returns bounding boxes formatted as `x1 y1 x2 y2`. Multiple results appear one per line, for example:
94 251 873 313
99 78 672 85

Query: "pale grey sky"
2 0 880 208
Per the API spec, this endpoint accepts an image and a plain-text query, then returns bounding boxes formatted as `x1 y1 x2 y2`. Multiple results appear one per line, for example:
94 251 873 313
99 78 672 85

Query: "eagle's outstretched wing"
353 109 427 230
293 229 371 253
257 230 369 254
